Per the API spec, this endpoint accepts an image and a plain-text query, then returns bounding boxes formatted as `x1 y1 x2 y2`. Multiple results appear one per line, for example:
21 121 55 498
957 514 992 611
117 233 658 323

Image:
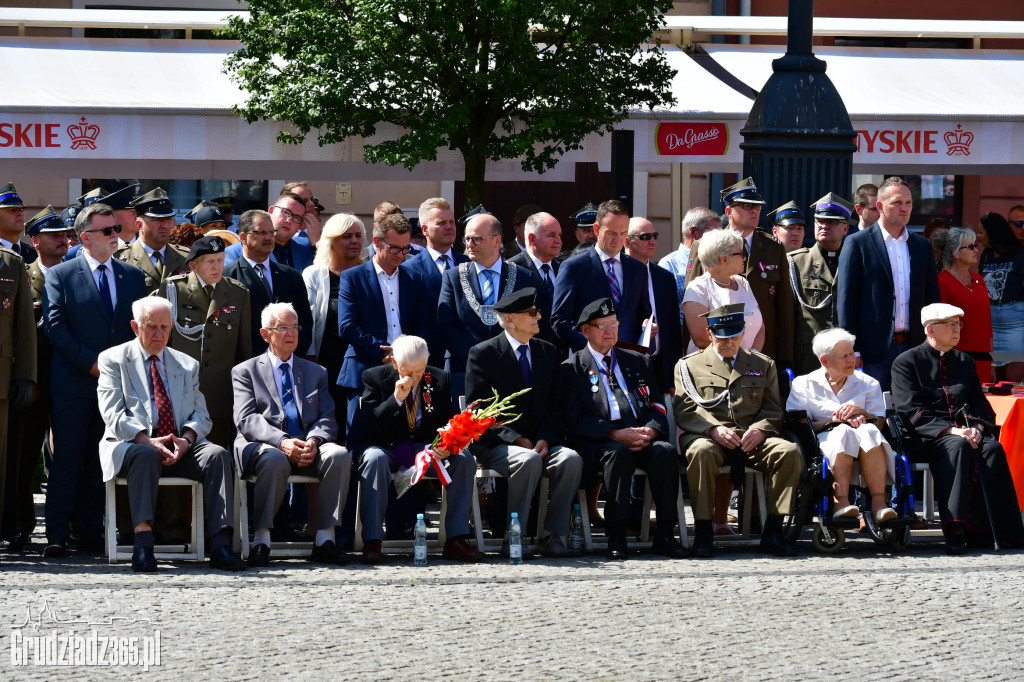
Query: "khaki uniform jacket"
116 240 190 292
0 247 37 393
26 260 50 388
673 346 783 452
788 243 839 376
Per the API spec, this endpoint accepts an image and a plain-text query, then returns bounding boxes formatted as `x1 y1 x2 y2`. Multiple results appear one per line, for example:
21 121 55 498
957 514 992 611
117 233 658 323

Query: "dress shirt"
881 226 911 332
0 237 21 254
659 245 691 323
504 331 532 368
586 344 636 420
267 350 295 409
595 246 623 292
37 261 51 278
244 255 274 293
472 259 503 301
729 227 754 254
143 343 171 420
786 367 886 422
426 246 456 274
140 241 167 268
83 250 118 310
389 385 423 426
372 259 403 343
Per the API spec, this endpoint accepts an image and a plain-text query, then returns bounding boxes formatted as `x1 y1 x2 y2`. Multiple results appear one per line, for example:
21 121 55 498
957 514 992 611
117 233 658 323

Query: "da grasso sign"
656 122 730 156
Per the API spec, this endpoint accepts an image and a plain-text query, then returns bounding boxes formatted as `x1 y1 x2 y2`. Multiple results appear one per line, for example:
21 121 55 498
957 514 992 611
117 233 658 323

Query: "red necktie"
150 355 176 438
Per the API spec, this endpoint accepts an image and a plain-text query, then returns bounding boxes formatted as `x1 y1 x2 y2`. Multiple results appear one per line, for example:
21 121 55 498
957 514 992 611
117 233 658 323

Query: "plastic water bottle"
508 512 523 564
413 513 428 566
568 504 584 555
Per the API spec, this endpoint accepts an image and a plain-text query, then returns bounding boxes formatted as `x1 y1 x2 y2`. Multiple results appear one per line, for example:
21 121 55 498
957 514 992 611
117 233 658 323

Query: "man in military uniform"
787 193 853 376
685 178 795 369
116 188 189 291
502 203 542 259
103 184 141 247
767 200 806 253
158 236 252 448
2 207 62 552
558 203 599 261
0 181 35 263
674 303 802 558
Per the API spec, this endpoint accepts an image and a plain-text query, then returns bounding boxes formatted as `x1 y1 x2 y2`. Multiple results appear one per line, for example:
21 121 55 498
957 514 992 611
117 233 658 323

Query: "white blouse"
786 367 887 422
682 273 764 353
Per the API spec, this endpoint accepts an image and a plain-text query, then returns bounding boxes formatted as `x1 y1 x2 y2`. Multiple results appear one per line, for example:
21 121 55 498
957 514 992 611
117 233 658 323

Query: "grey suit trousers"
357 446 474 542
244 443 351 532
475 444 583 538
119 441 234 535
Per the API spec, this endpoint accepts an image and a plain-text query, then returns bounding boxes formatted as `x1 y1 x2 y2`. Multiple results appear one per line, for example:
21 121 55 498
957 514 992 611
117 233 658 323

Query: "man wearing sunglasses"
42 202 148 557
115 188 190 292
1007 204 1024 247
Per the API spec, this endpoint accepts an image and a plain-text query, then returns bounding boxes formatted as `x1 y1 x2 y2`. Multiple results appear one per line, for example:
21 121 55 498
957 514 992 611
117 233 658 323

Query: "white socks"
252 528 271 548
315 528 335 547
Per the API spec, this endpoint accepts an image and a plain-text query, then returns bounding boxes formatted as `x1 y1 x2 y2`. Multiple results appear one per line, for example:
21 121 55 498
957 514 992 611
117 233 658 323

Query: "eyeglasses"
589 321 620 331
1012 220 1024 229
272 206 304 225
628 232 659 241
729 251 745 258
377 238 411 255
464 235 496 246
84 225 123 237
517 308 541 318
958 243 978 251
931 320 963 329
267 325 302 334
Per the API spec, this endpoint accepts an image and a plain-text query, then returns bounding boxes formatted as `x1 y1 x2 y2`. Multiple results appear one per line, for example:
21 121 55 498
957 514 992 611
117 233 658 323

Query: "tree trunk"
461 145 488 213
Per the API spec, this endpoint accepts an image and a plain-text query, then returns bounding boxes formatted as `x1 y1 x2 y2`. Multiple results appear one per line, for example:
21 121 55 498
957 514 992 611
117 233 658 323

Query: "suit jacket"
788 243 839 376
357 364 454 449
673 346 783 452
551 248 652 352
223 256 313 357
224 237 314 271
685 229 794 365
336 260 432 389
0 247 37 394
231 353 339 470
43 255 147 399
465 334 564 454
648 261 683 395
27 259 52 389
508 251 561 345
836 223 940 364
560 346 668 444
115 240 190 292
438 260 544 371
402 248 470 366
96 340 212 481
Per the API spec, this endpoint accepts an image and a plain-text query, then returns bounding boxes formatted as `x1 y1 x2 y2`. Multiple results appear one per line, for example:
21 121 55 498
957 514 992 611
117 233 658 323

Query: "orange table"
988 394 1024 508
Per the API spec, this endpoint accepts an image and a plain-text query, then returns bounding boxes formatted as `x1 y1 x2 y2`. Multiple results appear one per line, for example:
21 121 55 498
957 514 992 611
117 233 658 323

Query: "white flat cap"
921 303 964 326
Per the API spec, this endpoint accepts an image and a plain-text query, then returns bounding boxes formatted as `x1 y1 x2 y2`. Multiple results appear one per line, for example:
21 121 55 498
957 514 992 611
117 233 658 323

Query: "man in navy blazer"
508 211 562 346
337 213 431 437
42 203 148 556
837 177 940 390
551 200 652 353
437 212 543 401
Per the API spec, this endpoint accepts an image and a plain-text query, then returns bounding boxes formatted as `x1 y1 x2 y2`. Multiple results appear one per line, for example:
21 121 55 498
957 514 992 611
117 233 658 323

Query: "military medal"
589 371 599 393
1 298 9 309
759 263 767 279
422 372 434 413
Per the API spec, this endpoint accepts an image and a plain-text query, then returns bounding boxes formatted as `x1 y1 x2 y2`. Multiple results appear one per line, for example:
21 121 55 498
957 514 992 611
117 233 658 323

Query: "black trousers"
599 440 679 529
45 395 105 541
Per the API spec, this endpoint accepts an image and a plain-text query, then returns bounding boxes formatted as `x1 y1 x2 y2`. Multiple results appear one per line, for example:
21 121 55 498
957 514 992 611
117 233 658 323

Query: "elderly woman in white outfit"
787 328 897 524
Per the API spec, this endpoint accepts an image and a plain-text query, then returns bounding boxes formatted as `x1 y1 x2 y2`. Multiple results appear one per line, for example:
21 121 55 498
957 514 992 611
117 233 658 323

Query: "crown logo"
944 124 973 157
67 116 100 150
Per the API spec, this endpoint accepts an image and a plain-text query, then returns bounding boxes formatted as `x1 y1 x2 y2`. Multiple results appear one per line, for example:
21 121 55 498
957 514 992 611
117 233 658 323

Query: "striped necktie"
605 258 621 307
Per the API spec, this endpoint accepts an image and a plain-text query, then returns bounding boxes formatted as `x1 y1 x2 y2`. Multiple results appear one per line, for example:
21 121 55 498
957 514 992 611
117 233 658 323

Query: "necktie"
605 258 622 307
481 269 495 305
280 363 302 437
602 354 636 426
152 250 164 279
96 263 115 319
203 284 214 299
10 242 20 256
540 263 554 299
439 255 450 272
150 355 176 438
254 262 273 298
742 239 750 263
517 344 532 386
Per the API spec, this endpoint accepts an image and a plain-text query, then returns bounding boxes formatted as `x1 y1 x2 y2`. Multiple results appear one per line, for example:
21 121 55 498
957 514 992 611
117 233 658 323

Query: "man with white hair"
891 303 1024 554
97 297 244 572
232 302 351 567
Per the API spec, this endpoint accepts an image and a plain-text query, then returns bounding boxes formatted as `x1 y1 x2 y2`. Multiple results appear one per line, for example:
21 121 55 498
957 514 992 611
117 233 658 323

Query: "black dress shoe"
944 521 967 556
77 536 106 554
691 532 714 559
606 534 629 560
309 540 348 565
42 538 68 558
210 545 247 572
759 532 798 557
651 534 687 558
5 532 30 553
132 546 158 572
247 543 271 567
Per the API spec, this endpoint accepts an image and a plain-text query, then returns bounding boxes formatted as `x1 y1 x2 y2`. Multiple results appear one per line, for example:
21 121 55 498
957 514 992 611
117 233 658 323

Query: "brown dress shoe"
442 538 485 562
361 539 384 564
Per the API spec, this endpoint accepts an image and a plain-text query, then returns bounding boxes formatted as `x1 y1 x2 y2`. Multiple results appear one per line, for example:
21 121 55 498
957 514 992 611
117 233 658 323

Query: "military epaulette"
759 230 782 246
221 275 247 290
788 246 811 257
169 244 191 257
683 349 704 360
746 348 774 362
165 272 190 282
0 245 20 258
114 247 131 261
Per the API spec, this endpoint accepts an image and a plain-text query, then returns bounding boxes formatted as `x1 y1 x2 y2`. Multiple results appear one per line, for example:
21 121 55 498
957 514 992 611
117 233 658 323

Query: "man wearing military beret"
787 193 852 376
116 188 190 291
674 303 802 558
0 181 36 264
157 236 252 448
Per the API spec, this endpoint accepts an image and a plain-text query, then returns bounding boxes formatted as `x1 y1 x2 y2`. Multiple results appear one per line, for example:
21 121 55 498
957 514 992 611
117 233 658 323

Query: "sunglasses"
84 225 123 237
1012 220 1024 229
628 232 659 241
958 243 978 251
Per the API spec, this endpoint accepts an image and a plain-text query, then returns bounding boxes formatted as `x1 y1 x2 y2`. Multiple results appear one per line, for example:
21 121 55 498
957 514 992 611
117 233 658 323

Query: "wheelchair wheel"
812 525 845 554
886 525 911 552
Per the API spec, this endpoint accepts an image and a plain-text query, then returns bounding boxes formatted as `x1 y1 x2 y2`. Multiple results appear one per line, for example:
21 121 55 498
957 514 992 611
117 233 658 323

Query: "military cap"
701 303 750 338
60 204 81 228
131 187 175 218
766 200 805 227
212 196 234 212
103 184 140 211
193 205 227 229
0 182 24 208
720 177 766 207
574 202 599 228
493 287 537 315
577 297 617 327
77 186 108 206
458 204 491 227
183 200 217 222
186 235 226 264
921 303 964 327
25 205 69 236
811 193 855 221
512 204 544 226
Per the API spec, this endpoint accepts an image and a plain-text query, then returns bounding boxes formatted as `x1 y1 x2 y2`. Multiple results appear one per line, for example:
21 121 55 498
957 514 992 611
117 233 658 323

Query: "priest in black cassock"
891 303 1024 554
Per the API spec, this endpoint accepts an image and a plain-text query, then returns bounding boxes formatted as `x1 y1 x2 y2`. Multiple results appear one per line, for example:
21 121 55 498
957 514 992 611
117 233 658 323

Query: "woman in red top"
938 227 992 382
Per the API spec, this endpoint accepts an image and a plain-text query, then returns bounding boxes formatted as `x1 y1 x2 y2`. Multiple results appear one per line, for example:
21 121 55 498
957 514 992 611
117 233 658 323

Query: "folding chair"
105 477 205 564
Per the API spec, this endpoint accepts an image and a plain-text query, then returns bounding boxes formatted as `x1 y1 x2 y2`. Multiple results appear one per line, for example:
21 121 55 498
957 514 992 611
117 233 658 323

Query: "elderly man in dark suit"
223 209 313 358
43 202 148 557
232 302 351 567
97 297 244 572
551 200 652 353
466 288 582 557
838 176 941 390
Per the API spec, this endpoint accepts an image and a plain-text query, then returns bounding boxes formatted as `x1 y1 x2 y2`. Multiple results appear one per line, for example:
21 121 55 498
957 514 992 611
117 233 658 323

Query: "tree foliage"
224 0 676 208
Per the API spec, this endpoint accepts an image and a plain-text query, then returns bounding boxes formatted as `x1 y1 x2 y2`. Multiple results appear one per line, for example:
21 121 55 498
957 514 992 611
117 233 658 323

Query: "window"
81 179 267 222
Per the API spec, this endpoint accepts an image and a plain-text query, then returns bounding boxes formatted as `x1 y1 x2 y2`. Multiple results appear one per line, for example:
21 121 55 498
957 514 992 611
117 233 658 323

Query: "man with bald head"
438 211 543 400
509 211 562 345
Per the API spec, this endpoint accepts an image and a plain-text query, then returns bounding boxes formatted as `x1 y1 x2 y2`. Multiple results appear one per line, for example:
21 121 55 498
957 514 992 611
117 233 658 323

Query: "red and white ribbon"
411 449 453 486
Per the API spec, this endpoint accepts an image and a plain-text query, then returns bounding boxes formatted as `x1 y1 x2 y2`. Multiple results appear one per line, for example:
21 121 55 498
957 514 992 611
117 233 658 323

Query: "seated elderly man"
97 297 245 572
561 298 684 560
466 288 583 558
675 303 803 558
787 328 896 524
232 302 351 567
892 303 1024 554
356 334 484 564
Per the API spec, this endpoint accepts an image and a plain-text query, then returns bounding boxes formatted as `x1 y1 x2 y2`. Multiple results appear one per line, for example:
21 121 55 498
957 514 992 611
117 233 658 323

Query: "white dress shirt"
587 344 636 420
373 259 403 343
786 367 886 422
83 251 117 310
472 259 503 303
426 245 456 274
245 255 274 293
881 227 911 332
529 252 556 287
505 331 531 369
595 246 623 292
267 350 295 407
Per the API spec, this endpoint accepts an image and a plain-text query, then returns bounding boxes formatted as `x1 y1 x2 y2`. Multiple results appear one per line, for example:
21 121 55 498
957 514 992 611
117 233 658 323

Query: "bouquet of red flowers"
394 387 531 498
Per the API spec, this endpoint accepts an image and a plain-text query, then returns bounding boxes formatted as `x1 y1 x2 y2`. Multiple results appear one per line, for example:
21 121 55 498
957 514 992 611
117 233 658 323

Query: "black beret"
186 235 226 264
577 297 616 327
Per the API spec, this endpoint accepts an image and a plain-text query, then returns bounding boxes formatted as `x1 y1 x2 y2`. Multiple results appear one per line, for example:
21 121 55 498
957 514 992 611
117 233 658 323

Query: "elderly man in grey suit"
232 302 351 567
97 297 245 572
